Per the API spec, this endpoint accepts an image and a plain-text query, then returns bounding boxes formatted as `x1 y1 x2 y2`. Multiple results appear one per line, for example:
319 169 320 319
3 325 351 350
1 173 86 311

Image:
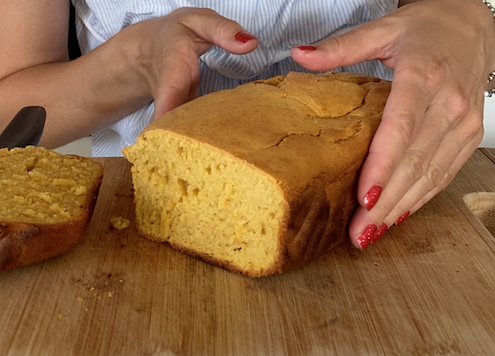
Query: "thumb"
152 8 259 118
291 20 397 72
178 8 259 56
152 58 199 119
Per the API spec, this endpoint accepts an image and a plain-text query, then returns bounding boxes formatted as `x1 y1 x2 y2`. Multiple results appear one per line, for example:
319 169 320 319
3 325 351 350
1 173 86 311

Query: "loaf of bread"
123 71 391 277
0 146 103 271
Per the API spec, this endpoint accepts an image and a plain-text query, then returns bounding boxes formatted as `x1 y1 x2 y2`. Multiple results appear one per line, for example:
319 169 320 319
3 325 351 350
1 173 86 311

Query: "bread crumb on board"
110 216 130 230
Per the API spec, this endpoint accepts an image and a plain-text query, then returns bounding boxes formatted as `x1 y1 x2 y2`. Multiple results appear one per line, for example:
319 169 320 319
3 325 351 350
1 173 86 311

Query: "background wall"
54 136 92 157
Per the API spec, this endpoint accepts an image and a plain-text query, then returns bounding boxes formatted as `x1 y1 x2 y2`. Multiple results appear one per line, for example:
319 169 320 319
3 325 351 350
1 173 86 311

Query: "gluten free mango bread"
123 71 391 277
0 146 103 271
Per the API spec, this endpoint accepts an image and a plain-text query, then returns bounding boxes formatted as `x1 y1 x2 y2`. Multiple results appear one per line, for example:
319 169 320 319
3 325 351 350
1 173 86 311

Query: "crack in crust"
252 72 375 151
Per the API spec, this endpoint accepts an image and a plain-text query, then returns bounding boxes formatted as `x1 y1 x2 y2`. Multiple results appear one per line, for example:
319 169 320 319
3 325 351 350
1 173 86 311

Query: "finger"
407 145 479 217
348 72 467 247
347 66 432 248
290 18 397 71
173 8 258 56
395 120 483 220
153 9 259 117
356 64 431 212
353 131 481 251
153 50 201 118
368 80 483 221
349 105 483 249
379 128 479 229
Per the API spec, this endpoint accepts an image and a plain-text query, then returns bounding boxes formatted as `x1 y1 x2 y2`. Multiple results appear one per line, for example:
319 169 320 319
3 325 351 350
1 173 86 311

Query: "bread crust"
0 151 103 272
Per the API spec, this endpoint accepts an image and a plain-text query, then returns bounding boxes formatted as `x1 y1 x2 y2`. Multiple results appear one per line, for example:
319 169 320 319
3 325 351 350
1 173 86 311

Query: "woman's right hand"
119 7 259 119
0 4 257 148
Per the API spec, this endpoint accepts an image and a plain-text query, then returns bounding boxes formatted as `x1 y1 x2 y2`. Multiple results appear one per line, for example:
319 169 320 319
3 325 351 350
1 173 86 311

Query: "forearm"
0 37 152 149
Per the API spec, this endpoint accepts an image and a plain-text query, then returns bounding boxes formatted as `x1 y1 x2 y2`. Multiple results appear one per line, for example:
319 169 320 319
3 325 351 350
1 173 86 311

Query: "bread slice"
0 146 103 271
123 72 391 277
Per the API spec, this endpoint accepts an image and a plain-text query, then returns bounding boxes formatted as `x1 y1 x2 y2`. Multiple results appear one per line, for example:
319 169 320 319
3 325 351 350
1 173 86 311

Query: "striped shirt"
72 0 398 156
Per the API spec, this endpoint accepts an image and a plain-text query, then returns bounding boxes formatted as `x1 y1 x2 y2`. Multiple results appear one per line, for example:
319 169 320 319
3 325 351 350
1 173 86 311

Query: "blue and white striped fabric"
72 0 399 156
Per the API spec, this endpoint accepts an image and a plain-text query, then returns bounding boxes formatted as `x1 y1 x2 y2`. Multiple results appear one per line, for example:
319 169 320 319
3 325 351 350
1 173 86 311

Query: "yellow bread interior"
0 146 103 224
126 132 287 274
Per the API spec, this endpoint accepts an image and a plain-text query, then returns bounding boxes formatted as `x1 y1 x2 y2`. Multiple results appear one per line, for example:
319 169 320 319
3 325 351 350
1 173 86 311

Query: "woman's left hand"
291 0 495 249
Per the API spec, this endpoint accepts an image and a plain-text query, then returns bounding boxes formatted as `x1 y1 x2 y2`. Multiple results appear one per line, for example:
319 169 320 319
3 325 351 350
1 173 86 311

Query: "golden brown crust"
0 150 103 272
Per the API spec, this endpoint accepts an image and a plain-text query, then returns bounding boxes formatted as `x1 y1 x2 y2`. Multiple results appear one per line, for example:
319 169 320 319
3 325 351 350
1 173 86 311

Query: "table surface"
1 149 495 356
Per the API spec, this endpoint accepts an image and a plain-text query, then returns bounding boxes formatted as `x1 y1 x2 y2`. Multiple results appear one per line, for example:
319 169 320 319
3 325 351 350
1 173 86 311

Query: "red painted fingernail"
357 224 378 250
396 211 410 226
364 185 382 211
235 31 257 44
372 223 388 244
295 45 318 51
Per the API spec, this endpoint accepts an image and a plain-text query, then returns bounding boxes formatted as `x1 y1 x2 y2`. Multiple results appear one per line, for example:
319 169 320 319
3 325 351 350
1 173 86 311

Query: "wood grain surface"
1 150 495 356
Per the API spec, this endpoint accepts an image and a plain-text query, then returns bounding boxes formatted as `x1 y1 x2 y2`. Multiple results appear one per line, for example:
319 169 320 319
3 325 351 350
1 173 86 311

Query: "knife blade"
0 106 46 149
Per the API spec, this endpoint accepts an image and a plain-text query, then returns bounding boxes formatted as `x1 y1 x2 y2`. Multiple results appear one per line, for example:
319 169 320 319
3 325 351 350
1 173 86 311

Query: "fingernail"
235 31 257 44
357 224 378 250
395 211 410 226
295 45 318 51
373 223 388 244
364 185 382 211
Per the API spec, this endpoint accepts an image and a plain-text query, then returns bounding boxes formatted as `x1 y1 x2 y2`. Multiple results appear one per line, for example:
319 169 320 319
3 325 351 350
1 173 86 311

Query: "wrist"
107 21 155 103
72 31 154 124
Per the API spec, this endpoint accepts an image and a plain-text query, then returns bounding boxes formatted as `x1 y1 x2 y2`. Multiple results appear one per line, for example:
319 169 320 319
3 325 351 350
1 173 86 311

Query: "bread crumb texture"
0 146 103 224
123 72 391 276
125 133 285 275
110 216 131 230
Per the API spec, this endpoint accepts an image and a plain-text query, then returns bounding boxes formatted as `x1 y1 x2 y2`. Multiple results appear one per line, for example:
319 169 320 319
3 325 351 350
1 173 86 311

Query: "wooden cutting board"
1 149 495 356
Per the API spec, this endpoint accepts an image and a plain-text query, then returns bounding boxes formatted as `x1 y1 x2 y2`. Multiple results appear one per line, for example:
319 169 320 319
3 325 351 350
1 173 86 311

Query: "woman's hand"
291 0 495 249
122 8 258 119
0 4 257 148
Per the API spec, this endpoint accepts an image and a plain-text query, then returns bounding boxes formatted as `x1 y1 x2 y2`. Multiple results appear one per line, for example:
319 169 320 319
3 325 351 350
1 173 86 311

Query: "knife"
0 106 46 149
